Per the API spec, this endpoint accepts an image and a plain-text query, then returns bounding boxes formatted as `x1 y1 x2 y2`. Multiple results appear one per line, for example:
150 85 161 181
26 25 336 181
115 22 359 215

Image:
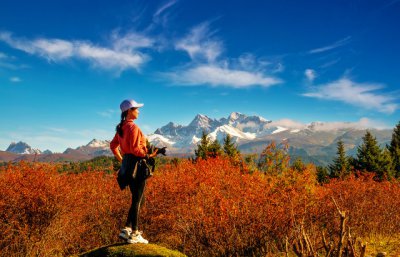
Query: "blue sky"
0 0 399 152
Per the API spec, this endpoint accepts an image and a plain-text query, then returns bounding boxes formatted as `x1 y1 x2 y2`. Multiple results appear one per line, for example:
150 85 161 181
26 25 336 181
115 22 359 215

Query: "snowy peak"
154 122 183 136
149 112 277 151
188 114 217 129
86 139 110 148
6 141 41 154
228 112 245 121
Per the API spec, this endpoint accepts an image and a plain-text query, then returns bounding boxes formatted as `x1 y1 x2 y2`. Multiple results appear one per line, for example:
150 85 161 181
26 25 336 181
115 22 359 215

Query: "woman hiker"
110 99 158 244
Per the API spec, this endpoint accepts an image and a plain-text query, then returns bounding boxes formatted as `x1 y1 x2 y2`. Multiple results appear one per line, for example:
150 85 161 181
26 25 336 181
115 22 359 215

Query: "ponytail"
116 110 128 137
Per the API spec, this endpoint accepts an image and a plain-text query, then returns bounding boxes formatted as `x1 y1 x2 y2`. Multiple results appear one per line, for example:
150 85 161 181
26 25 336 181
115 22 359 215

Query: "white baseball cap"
120 99 144 112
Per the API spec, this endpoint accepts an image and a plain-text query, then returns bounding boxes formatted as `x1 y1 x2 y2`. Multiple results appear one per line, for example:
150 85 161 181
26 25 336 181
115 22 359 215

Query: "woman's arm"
110 133 123 162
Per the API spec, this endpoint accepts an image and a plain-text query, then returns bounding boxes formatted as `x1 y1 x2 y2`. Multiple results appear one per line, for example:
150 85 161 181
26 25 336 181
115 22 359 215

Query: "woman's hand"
148 149 158 158
114 151 123 162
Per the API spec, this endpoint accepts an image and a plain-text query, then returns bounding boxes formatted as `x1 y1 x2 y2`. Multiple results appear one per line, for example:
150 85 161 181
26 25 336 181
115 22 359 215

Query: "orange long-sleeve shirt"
110 120 147 158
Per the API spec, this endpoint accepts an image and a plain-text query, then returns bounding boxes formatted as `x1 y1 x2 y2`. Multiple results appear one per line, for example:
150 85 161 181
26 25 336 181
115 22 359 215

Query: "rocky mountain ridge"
1 112 394 165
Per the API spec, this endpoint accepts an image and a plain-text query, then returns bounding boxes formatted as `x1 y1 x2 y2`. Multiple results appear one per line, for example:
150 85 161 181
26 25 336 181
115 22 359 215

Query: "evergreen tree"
195 131 211 160
379 148 394 180
355 130 394 180
389 121 400 177
316 166 329 184
355 130 382 173
329 140 349 178
223 134 240 157
209 139 223 158
194 131 223 159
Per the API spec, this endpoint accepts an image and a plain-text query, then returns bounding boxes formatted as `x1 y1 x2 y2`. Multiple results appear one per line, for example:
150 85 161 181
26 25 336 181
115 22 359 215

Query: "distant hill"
0 151 18 162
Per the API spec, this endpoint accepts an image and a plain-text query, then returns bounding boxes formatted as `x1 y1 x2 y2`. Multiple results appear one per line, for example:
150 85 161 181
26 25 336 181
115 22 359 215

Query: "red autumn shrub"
1 159 400 257
0 162 129 256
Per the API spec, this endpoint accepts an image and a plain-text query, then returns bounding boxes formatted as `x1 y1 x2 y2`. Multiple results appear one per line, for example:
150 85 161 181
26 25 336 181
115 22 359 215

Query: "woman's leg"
125 178 146 231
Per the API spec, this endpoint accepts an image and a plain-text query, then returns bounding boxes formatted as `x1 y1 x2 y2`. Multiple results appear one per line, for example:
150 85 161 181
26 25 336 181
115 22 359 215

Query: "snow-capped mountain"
151 112 276 150
147 112 393 163
149 112 298 151
6 141 42 154
65 139 112 157
1 113 393 165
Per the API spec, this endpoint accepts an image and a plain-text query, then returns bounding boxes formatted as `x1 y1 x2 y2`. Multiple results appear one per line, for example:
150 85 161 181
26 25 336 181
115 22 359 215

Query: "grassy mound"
76 243 187 257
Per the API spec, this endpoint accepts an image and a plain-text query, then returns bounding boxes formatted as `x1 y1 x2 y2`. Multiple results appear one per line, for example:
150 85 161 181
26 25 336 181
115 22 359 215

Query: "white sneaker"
118 227 132 240
127 231 149 244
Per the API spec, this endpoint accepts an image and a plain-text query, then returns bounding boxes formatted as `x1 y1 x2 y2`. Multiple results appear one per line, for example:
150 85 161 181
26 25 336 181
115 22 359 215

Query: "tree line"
194 121 400 182
318 121 400 182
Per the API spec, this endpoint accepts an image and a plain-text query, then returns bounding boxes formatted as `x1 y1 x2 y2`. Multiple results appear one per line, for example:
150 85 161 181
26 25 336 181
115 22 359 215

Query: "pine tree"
355 130 382 173
223 134 240 157
316 166 329 184
379 148 394 180
329 140 349 178
209 139 223 158
195 131 211 160
389 121 400 177
355 130 394 180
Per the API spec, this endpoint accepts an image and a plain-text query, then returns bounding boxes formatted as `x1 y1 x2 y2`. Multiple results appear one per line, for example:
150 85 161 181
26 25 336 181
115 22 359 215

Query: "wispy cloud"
302 77 398 114
308 36 351 54
0 31 154 73
154 0 178 20
269 117 390 130
175 22 223 63
97 109 117 118
9 76 21 82
304 69 316 82
309 118 391 131
0 51 27 70
167 64 281 88
169 22 282 88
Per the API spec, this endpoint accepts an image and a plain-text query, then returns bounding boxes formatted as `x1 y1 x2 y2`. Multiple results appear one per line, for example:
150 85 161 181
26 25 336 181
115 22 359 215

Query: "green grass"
75 243 187 257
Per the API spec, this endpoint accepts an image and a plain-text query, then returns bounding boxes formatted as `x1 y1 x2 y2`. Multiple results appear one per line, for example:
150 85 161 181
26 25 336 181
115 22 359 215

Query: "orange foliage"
1 159 400 256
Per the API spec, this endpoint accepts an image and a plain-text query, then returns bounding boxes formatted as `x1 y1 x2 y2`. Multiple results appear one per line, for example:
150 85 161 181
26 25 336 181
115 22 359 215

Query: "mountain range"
1 112 394 165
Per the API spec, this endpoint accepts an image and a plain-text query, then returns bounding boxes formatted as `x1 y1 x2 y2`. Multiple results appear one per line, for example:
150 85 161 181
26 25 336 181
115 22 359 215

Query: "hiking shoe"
127 231 148 244
118 227 132 240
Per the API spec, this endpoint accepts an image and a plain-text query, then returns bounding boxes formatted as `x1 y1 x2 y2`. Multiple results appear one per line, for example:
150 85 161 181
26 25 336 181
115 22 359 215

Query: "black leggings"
125 178 146 231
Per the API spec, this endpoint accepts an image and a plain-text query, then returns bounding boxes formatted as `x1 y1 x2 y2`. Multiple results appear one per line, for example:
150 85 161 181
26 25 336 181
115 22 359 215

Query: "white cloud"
175 22 223 63
0 31 153 73
307 118 391 131
167 64 282 88
154 0 178 18
97 109 117 118
76 43 147 71
308 36 351 54
269 119 307 130
111 31 154 51
9 76 21 82
303 77 398 114
170 23 283 88
305 69 316 82
267 117 390 131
